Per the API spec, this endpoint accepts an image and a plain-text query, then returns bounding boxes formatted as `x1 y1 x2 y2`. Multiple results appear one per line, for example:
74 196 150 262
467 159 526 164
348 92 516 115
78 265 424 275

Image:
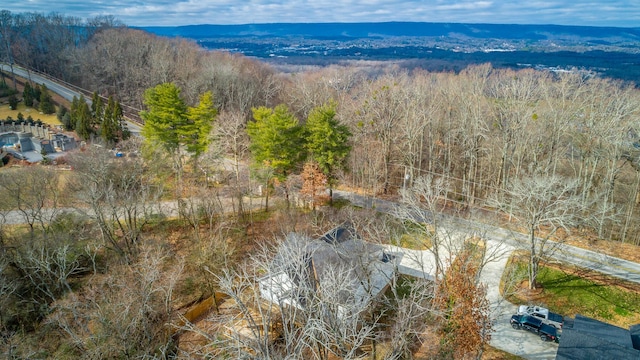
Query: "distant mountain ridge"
139 22 640 84
139 21 640 42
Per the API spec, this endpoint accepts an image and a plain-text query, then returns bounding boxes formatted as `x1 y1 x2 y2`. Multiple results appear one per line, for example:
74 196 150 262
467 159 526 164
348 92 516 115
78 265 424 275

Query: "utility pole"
403 166 410 192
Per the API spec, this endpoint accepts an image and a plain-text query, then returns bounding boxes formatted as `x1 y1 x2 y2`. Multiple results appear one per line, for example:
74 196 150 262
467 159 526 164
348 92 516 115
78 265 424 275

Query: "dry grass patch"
482 346 524 360
0 103 61 125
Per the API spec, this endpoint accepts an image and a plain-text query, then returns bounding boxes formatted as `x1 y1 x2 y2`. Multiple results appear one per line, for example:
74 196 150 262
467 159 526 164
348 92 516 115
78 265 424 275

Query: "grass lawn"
396 232 431 250
392 220 433 250
0 103 61 126
503 256 640 328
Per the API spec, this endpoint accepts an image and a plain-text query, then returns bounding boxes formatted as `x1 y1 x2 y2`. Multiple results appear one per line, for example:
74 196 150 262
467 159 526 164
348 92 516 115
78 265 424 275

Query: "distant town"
142 22 640 83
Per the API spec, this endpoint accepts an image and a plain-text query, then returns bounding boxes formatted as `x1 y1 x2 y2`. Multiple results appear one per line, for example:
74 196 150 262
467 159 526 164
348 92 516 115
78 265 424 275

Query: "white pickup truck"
517 305 564 329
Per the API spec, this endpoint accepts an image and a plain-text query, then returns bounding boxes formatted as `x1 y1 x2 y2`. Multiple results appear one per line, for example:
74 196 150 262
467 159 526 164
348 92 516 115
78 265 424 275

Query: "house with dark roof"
258 223 398 317
556 314 640 360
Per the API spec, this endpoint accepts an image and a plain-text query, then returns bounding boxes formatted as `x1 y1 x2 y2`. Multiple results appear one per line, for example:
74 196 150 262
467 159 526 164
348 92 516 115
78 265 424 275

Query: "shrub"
39 97 55 114
0 82 17 97
23 82 34 107
8 95 18 109
62 113 73 131
122 127 131 140
56 105 68 121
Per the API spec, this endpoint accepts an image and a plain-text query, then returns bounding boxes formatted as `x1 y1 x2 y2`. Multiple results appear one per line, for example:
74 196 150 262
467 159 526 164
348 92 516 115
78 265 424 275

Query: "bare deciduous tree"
488 69 544 189
213 110 251 218
355 73 410 195
182 229 417 359
178 182 224 241
0 10 19 89
396 174 451 278
0 166 61 238
47 246 184 359
492 175 583 289
68 147 162 261
383 277 434 359
0 255 18 331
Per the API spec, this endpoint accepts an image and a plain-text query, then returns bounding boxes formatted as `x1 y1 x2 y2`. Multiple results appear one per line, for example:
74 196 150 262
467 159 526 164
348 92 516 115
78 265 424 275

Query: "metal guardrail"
1 62 145 126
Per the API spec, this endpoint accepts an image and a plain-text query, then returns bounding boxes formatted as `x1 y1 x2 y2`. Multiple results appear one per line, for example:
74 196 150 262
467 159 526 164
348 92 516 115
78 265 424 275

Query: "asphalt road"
0 63 143 137
0 64 79 103
2 188 636 359
2 64 637 358
332 190 640 359
332 190 640 286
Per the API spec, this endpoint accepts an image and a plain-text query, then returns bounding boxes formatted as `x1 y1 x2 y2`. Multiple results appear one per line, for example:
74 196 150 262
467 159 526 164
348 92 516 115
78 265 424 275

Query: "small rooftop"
556 315 640 360
259 223 397 314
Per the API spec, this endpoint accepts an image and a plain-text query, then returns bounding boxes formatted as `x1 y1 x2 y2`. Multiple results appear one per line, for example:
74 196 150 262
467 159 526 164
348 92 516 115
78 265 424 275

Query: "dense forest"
1 10 640 359
144 22 640 83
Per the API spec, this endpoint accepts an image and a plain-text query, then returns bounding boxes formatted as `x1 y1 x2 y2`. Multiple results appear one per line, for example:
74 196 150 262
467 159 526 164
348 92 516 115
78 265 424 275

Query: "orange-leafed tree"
300 161 328 210
436 244 492 359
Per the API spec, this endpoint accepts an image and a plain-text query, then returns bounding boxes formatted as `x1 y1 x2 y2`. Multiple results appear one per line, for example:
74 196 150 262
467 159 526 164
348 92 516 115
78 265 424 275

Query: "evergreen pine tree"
56 105 68 122
8 95 18 109
112 98 124 138
75 95 92 141
39 84 55 114
40 147 51 165
101 96 120 144
185 91 217 160
62 113 72 131
247 104 305 209
247 104 305 178
32 84 41 106
23 82 34 107
67 96 79 131
304 102 352 201
141 83 188 154
91 92 104 127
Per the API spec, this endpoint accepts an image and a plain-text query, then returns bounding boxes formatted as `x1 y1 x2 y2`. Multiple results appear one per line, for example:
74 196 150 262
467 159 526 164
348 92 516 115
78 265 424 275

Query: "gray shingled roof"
556 315 640 360
631 324 640 351
573 315 633 348
260 223 397 312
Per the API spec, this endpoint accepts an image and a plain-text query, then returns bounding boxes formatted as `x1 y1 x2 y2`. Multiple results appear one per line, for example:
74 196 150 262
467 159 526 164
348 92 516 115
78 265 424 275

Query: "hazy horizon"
1 1 639 28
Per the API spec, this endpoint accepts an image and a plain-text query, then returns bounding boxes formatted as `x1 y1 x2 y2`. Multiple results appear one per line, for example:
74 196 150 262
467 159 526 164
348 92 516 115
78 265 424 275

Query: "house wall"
19 137 34 151
0 122 77 155
258 272 302 310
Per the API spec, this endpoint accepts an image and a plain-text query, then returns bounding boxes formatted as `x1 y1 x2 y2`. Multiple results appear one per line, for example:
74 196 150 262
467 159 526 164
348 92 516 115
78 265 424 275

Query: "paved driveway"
332 190 612 359
482 241 559 359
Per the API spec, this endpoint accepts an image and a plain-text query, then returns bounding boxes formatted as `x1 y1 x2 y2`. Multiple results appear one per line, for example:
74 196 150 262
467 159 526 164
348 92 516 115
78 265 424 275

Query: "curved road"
2 189 638 358
3 65 639 358
0 63 79 103
0 63 143 137
333 190 640 359
333 190 640 286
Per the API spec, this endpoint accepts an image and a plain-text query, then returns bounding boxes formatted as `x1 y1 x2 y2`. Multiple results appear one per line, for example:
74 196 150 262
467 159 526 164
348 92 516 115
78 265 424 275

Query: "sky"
2 0 639 28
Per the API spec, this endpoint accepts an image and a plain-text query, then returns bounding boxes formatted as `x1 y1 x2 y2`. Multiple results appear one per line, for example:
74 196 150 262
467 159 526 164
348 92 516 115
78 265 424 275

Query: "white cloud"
1 0 638 27
435 1 494 11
